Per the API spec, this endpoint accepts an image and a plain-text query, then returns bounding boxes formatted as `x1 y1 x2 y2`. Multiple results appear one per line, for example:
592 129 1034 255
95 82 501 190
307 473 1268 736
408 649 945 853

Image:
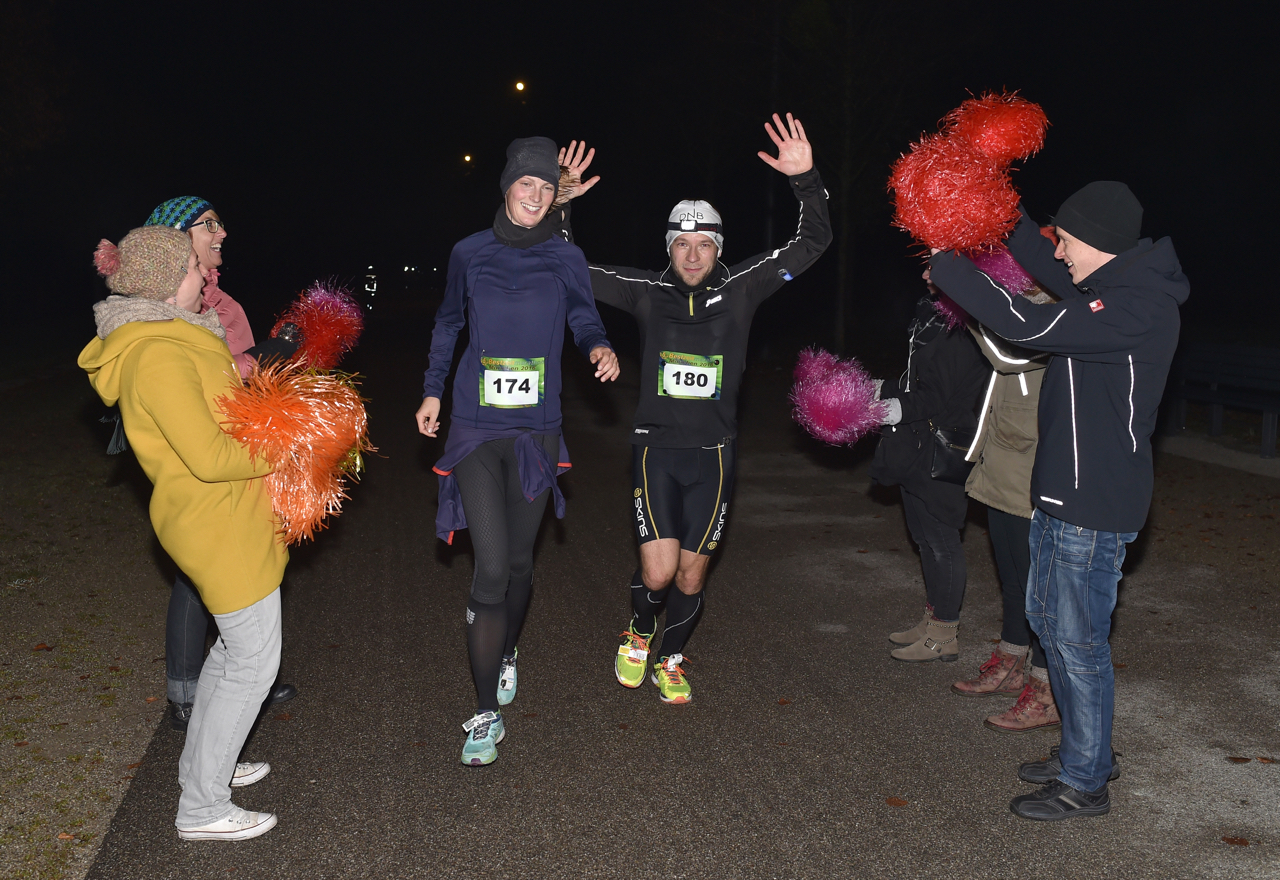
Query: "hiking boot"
229 762 270 788
1018 745 1121 784
1010 780 1110 821
890 618 959 662
177 806 277 841
497 648 518 706
889 605 934 645
651 654 692 704
984 676 1061 733
460 711 505 766
952 649 1025 696
615 625 653 689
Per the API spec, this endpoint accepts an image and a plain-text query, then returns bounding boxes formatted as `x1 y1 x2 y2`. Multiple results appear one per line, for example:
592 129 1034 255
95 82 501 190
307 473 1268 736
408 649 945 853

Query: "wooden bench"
1167 343 1280 459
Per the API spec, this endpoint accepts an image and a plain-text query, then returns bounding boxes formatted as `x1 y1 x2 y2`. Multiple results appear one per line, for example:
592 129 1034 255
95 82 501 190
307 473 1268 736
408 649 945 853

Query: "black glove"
245 323 301 366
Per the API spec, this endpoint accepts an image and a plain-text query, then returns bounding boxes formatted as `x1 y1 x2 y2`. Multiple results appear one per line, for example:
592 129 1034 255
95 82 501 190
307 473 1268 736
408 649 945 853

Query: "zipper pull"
688 294 693 316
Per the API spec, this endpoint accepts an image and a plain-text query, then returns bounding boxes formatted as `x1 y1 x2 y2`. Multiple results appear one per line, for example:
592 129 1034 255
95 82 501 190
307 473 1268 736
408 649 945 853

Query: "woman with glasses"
415 137 619 766
143 197 299 731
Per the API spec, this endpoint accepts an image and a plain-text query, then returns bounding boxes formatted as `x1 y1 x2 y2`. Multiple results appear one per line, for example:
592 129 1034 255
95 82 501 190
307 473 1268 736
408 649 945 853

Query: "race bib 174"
658 351 722 400
480 356 545 408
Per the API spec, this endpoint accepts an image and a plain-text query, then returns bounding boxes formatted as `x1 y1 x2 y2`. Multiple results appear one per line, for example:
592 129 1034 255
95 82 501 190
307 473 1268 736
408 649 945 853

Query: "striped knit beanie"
145 196 214 232
94 227 193 301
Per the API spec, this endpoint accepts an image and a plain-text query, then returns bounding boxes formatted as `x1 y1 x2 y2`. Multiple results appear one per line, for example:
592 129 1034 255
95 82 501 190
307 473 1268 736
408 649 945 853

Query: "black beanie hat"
1052 181 1143 255
499 137 560 196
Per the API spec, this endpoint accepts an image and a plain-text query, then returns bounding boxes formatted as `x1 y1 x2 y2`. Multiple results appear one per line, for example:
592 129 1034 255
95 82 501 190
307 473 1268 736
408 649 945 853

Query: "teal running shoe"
460 710 505 766
497 648 518 706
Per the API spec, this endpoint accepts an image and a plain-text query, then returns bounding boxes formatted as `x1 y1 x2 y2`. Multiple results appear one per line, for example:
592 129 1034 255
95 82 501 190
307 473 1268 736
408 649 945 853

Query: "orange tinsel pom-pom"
889 132 1020 252
217 361 374 545
943 91 1049 165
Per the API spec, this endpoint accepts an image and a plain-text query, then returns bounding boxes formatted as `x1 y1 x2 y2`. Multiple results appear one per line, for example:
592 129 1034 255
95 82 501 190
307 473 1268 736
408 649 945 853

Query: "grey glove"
881 398 902 426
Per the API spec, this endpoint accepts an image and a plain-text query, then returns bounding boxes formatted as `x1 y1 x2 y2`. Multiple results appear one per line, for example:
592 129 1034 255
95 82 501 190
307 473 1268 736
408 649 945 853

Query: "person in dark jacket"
929 181 1189 821
557 114 831 704
871 269 988 663
414 136 619 766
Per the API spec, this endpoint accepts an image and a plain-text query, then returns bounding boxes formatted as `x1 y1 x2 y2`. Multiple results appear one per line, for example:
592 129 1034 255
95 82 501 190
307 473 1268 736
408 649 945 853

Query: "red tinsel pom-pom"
790 347 886 446
217 361 374 545
272 281 364 371
93 239 121 277
943 91 1049 165
889 133 1020 252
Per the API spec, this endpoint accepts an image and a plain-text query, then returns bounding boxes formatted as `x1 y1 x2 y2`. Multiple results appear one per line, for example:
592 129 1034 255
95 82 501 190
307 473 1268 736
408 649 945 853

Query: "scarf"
93 295 226 341
493 206 553 249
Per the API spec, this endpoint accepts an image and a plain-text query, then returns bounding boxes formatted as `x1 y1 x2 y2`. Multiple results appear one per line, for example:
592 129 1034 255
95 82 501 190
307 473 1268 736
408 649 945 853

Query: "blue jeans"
166 572 210 704
1026 510 1137 792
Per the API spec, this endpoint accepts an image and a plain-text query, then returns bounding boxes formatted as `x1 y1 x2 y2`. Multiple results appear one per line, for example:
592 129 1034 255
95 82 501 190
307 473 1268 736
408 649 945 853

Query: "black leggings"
900 488 966 621
986 506 1047 669
452 434 556 604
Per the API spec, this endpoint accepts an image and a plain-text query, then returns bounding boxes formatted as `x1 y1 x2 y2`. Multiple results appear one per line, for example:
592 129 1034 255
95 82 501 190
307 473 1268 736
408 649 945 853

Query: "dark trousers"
986 506 1046 669
900 488 966 621
166 572 210 705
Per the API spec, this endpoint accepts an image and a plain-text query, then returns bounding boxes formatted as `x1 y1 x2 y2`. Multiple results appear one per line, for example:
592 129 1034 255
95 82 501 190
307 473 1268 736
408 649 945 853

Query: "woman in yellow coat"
79 226 286 841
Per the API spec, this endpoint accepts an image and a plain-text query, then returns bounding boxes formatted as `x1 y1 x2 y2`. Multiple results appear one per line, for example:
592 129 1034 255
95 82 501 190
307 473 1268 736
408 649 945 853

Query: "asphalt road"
82 307 1280 879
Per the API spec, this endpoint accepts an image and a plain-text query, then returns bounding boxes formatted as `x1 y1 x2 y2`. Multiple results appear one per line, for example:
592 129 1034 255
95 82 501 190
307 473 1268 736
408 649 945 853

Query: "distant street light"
464 155 472 162
515 82 525 91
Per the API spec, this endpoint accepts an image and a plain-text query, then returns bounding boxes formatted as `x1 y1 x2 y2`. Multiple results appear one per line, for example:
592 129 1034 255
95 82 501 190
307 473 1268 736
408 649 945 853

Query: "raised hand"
757 112 813 177
555 140 601 204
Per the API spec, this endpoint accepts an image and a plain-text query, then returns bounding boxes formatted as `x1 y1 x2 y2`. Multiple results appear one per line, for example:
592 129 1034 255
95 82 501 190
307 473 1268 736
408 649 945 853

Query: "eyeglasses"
189 218 226 234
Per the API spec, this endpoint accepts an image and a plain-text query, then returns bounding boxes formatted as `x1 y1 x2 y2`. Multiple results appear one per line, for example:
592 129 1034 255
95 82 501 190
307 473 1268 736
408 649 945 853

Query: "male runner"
566 113 831 703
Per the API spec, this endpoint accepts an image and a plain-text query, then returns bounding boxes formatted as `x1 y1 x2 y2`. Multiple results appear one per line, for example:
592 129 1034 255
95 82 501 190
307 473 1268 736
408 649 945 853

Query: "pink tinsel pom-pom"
272 280 365 371
943 91 1049 165
931 294 969 331
790 347 886 446
93 239 121 277
966 246 1036 296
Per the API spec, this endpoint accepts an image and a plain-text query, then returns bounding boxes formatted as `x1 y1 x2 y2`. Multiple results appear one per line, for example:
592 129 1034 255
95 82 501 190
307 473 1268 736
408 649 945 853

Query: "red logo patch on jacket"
1089 299 1105 313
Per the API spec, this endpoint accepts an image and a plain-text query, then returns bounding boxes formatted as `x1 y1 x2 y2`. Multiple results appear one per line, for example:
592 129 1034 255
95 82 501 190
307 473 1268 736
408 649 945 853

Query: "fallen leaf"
411 741 426 747
78 675 90 681
145 696 159 703
127 762 142 769
777 742 789 746
274 712 292 721
885 797 908 807
778 698 792 705
618 724 629 730
33 643 53 652
1249 606 1258 610
1222 836 1249 846
1227 756 1251 764
1257 757 1275 764
108 666 120 672
150 657 165 663
16 741 29 747
57 833 74 840
989 638 1001 644
1113 663 1127 669
522 712 538 718
857 549 869 554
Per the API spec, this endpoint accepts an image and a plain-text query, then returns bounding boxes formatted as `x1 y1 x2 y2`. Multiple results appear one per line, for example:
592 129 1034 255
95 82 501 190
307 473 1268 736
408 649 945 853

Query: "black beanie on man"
499 137 560 195
1052 181 1143 255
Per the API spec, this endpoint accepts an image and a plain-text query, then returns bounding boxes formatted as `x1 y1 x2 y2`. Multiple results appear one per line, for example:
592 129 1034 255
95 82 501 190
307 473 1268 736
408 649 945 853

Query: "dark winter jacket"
586 168 832 448
422 229 612 432
869 298 989 528
929 211 1189 533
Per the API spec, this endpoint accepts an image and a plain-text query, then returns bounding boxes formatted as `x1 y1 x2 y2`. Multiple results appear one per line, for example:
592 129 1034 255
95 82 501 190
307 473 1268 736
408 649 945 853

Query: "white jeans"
175 588 281 828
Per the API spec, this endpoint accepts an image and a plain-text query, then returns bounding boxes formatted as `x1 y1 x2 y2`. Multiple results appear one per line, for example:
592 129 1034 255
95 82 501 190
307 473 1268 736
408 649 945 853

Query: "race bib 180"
658 351 722 400
480 356 545 408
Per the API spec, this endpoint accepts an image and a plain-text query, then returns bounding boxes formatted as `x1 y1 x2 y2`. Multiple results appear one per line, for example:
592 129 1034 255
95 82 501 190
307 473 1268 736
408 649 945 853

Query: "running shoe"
229 761 270 788
460 710 505 766
615 625 653 689
651 654 692 704
497 648 518 706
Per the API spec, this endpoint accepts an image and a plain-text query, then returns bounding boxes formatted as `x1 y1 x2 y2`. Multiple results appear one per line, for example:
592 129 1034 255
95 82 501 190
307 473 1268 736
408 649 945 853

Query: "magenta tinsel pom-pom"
790 347 886 446
931 294 969 331
272 280 364 371
943 91 1049 165
93 239 121 277
966 246 1036 296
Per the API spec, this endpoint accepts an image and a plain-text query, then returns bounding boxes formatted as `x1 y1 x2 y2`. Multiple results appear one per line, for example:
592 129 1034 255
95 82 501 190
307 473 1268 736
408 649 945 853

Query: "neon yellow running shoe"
651 654 691 704
615 624 653 689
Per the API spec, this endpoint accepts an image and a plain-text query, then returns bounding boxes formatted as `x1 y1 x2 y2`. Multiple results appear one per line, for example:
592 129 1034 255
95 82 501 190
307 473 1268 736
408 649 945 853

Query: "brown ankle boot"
951 649 1026 696
889 605 933 646
983 676 1061 733
890 618 959 662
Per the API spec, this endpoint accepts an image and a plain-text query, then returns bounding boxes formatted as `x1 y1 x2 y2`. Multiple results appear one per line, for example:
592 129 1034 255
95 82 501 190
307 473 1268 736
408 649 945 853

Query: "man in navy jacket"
929 182 1189 821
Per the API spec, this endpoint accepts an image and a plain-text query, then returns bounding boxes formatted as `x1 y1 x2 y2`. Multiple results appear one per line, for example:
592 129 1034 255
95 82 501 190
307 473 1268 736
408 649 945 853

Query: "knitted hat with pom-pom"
94 226 193 301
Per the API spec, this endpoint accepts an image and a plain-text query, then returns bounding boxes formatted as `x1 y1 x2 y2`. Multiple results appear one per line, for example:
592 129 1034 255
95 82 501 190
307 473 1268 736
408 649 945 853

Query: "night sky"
2 2 1267 355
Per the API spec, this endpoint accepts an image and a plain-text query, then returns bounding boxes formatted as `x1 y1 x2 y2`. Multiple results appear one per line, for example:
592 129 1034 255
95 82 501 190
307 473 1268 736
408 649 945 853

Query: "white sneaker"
177 806 277 841
230 761 271 788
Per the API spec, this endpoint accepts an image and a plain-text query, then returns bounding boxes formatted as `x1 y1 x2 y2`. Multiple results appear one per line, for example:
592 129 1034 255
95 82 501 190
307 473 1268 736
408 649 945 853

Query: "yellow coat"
79 319 287 614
